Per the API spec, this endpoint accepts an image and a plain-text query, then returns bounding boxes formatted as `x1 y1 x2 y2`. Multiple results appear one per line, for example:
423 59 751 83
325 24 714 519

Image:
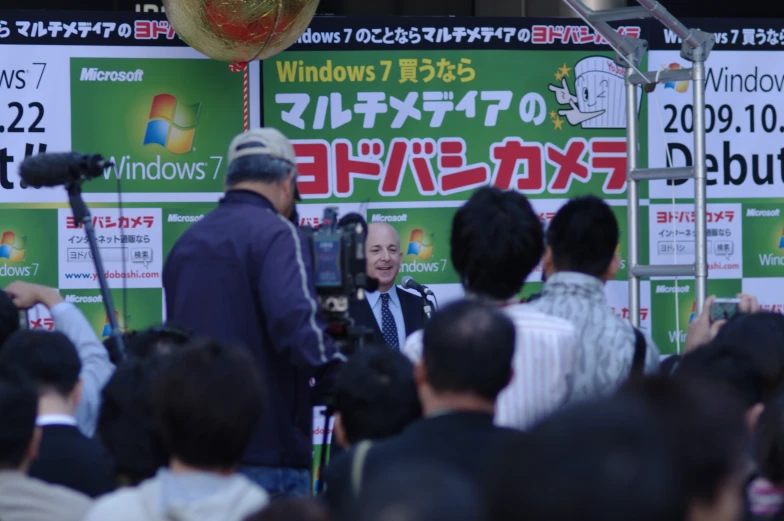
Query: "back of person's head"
0 376 38 470
710 312 784 402
0 330 81 398
422 299 514 402
103 331 136 365
755 395 784 486
678 342 764 408
0 290 19 348
244 498 331 521
225 128 296 188
485 396 684 521
333 346 421 447
619 376 748 521
153 340 263 470
97 357 168 486
353 464 481 521
127 324 192 360
450 187 543 300
546 195 619 278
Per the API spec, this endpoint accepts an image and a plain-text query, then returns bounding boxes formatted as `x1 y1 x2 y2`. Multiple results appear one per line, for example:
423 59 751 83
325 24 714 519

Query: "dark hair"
485 396 684 521
226 155 294 188
677 342 764 407
546 195 619 278
103 332 136 365
0 376 38 468
97 357 168 485
127 324 192 360
353 463 481 521
244 499 331 521
710 312 784 402
619 376 747 504
423 300 515 401
0 290 20 348
755 396 784 485
333 346 421 445
0 330 81 397
450 187 543 300
153 340 263 469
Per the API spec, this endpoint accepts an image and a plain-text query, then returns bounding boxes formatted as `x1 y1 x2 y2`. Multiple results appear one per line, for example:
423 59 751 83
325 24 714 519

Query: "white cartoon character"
549 56 639 129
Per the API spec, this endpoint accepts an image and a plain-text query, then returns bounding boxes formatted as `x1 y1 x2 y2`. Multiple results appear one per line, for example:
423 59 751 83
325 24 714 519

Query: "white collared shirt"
36 414 78 427
365 287 406 348
403 302 579 431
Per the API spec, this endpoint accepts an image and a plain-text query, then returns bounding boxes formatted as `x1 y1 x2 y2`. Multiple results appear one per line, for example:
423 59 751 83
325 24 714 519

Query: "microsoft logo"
143 94 201 154
167 214 204 223
80 68 144 82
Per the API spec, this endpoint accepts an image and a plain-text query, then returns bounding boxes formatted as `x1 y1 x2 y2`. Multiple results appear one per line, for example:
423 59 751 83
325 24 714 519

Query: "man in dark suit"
323 300 518 515
349 222 424 349
0 330 115 497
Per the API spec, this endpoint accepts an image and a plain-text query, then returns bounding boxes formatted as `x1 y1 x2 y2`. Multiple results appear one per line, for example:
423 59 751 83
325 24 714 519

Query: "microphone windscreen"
19 153 78 187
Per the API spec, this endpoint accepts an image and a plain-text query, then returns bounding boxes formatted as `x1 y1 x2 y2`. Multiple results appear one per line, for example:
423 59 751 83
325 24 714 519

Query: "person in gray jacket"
83 339 269 521
3 281 116 438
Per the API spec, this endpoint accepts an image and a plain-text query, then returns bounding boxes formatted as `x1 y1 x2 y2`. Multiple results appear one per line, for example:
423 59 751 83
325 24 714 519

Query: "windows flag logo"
779 226 784 249
689 302 697 324
102 311 129 338
0 232 26 262
142 94 201 154
406 229 434 259
664 63 690 93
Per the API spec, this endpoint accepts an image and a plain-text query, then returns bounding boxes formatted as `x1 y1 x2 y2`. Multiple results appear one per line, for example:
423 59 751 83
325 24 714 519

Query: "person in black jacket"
163 128 341 499
322 299 518 516
0 330 115 497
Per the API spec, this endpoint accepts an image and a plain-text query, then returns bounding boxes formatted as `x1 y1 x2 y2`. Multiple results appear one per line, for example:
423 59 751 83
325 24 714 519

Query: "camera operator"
163 128 341 499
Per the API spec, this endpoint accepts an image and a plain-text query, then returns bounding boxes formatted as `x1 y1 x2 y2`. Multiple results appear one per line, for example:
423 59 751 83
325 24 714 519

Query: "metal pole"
625 67 641 328
692 59 708 314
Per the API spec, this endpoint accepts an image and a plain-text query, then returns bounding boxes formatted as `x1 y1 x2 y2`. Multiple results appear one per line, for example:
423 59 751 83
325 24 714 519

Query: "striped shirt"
402 303 579 431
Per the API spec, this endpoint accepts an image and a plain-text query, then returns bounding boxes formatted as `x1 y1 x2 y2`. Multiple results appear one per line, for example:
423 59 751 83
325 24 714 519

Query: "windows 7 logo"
102 311 129 338
0 232 25 262
689 302 697 323
142 94 201 154
664 63 690 93
779 226 784 248
407 229 434 259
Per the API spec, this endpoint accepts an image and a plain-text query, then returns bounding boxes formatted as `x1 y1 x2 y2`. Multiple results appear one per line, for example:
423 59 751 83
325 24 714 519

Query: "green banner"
0 209 58 286
70 58 243 193
61 288 163 339
742 202 784 278
264 50 648 203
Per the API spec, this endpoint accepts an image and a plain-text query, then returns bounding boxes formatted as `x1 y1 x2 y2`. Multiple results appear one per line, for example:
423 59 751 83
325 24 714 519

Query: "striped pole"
230 62 250 132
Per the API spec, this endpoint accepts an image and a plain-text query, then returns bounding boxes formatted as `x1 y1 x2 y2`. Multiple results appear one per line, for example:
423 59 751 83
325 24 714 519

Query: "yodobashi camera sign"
367 207 460 285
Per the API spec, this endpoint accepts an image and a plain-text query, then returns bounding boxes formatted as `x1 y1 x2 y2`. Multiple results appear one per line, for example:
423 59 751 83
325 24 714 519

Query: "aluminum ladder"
561 0 715 324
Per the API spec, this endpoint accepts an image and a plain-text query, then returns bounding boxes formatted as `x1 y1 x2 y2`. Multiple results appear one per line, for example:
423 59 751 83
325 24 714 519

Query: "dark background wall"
1 0 782 20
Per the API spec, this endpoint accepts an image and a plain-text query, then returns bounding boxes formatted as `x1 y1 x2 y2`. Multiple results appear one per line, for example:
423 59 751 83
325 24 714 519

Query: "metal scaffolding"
561 0 715 324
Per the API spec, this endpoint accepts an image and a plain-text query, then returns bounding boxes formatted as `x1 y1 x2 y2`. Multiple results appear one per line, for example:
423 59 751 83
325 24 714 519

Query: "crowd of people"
0 128 782 521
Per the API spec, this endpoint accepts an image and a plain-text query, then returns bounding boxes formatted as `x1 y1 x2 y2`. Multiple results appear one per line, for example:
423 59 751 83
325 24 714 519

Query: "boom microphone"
401 276 434 296
19 153 111 188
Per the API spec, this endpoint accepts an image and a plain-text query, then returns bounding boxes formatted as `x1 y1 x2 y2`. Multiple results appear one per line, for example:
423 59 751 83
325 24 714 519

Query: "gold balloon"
163 0 319 63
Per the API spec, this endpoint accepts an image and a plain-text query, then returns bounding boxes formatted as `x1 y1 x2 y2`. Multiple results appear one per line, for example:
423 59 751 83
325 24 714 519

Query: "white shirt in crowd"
402 302 579 431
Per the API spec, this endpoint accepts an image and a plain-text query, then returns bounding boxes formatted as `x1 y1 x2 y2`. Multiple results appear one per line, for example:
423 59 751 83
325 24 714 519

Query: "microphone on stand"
401 276 434 296
402 276 435 322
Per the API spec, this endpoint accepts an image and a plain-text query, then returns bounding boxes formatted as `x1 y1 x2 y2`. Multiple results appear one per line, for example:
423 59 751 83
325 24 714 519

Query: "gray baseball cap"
227 128 297 167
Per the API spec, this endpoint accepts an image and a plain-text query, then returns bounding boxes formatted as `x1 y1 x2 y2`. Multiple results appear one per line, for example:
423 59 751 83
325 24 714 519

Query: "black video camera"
302 208 377 355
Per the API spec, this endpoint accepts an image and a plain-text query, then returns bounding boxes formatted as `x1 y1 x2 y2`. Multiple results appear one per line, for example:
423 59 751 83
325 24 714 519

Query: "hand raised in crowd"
4 281 64 310
684 293 759 353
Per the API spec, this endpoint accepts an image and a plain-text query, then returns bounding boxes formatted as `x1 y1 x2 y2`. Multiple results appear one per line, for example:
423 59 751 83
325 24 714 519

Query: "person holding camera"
163 128 340 499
